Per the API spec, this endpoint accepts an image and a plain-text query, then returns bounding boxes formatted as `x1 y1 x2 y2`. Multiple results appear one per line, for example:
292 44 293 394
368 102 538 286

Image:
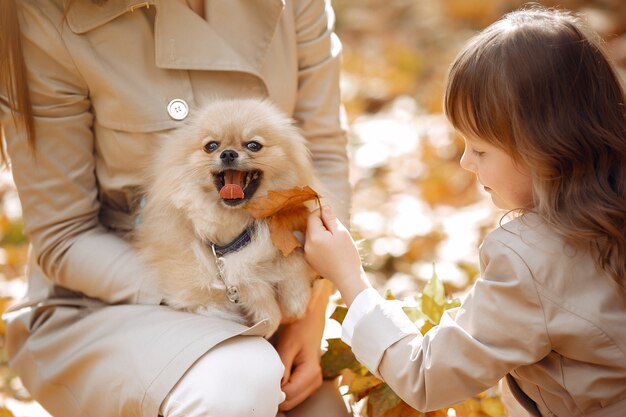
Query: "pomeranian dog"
135 98 322 337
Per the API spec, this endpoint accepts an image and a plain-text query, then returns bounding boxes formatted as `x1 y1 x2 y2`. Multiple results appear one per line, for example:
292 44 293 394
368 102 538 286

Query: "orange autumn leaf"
0 297 12 336
245 186 320 256
425 409 450 417
268 205 310 256
0 407 15 417
385 401 426 417
246 186 320 218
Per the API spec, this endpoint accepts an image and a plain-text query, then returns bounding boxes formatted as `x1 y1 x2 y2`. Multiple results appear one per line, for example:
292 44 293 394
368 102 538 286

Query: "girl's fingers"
307 208 326 232
319 205 338 233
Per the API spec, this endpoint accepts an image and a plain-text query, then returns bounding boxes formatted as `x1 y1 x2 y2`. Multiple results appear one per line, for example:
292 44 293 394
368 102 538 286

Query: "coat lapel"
155 0 284 75
65 0 156 33
66 0 285 77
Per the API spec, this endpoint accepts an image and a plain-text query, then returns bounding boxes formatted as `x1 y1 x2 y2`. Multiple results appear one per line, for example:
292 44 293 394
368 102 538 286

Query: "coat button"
167 99 189 121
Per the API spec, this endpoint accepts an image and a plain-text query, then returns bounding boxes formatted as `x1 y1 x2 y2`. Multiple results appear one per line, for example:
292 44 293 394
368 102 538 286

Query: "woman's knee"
160 336 285 417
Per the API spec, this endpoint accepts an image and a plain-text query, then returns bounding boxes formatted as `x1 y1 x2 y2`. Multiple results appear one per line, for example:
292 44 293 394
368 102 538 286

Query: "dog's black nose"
220 150 239 164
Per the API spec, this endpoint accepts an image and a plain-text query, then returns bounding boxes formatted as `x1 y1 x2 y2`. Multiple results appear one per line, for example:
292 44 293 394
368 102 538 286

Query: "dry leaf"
267 205 310 256
421 265 445 325
321 338 360 379
245 186 319 219
348 373 384 399
0 297 11 336
330 305 349 325
367 384 402 417
245 186 320 256
381 401 436 417
425 409 449 417
340 368 357 388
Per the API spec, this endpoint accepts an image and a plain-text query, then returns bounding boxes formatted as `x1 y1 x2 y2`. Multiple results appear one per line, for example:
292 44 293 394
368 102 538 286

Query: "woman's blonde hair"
445 6 626 284
0 0 35 151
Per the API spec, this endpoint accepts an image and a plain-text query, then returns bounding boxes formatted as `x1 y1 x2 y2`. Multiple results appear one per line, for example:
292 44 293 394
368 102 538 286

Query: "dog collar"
205 224 256 304
209 224 256 257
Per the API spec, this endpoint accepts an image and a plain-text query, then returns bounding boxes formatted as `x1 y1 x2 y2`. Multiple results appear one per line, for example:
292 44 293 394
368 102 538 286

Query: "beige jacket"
350 214 626 417
1 0 350 309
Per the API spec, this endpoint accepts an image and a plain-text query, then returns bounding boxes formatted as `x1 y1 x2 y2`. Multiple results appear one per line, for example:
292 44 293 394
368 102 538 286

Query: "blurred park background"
0 0 625 415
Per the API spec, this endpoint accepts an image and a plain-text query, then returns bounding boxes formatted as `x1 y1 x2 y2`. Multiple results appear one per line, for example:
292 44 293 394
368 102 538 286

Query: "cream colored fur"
135 99 322 338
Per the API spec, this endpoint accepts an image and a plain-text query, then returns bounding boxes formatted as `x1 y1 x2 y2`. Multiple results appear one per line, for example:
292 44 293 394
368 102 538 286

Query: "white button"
167 99 189 121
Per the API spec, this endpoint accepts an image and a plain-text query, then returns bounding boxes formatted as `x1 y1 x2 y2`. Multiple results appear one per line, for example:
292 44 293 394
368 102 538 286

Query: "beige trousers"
5 303 350 417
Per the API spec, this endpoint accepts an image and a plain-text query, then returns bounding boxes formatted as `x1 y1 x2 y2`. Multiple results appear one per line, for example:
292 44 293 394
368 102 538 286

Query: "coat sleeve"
293 0 351 225
0 1 161 305
349 235 552 412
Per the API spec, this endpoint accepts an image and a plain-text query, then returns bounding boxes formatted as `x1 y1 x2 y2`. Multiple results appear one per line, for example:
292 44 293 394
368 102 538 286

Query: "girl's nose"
459 148 474 172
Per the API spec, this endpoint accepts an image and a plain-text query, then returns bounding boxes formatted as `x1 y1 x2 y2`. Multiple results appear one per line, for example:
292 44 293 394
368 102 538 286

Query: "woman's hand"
275 280 330 411
305 206 371 306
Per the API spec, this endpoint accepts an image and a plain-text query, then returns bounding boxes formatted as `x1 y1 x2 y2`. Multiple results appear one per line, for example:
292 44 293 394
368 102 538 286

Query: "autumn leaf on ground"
347 372 384 400
453 396 506 417
480 397 506 417
384 289 397 300
379 401 444 417
245 186 320 256
0 407 15 417
367 384 402 417
330 305 349 325
321 338 361 379
425 409 449 417
0 297 13 336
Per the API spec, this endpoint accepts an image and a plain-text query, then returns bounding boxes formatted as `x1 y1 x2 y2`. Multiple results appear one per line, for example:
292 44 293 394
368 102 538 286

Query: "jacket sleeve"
349 235 552 412
293 0 351 225
0 1 161 305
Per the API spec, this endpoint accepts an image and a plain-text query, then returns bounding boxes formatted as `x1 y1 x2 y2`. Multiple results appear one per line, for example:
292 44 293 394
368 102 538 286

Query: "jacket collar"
65 0 284 75
65 0 157 33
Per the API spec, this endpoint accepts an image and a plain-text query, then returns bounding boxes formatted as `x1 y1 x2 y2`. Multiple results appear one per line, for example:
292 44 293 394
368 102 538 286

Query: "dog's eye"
245 141 263 152
204 141 219 153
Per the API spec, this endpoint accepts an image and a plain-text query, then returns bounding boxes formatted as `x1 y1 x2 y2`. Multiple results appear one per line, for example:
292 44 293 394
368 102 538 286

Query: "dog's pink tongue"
219 170 245 199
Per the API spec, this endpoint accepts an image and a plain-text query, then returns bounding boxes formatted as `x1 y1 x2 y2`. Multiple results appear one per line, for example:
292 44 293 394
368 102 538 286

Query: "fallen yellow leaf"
0 406 15 417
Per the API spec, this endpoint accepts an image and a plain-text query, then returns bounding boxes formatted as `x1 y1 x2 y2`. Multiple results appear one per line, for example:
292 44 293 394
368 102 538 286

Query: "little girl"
305 7 626 417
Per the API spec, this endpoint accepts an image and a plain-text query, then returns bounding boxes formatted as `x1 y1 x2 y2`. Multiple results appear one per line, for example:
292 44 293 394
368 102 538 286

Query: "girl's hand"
305 206 372 306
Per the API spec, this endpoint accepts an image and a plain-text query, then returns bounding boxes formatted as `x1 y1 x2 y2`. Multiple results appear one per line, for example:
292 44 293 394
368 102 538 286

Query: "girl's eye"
472 149 485 157
204 141 219 153
245 141 263 152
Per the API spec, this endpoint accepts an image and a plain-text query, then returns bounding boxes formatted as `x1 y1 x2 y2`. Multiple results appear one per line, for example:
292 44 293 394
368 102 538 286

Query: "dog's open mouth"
215 170 263 206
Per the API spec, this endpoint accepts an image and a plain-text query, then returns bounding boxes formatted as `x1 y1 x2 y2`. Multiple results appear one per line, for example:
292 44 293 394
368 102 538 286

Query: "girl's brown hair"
445 6 626 284
0 0 35 152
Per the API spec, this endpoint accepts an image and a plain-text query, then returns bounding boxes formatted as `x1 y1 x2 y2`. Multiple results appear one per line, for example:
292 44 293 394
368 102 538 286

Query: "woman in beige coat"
0 0 352 416
305 7 626 417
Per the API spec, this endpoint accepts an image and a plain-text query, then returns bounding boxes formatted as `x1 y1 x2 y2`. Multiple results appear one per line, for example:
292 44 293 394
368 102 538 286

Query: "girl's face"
460 135 534 210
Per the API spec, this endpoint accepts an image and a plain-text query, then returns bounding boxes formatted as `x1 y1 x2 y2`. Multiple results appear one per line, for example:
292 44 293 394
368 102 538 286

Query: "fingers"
319 205 338 233
279 352 294 388
278 361 323 411
307 205 338 237
282 365 292 389
306 208 325 233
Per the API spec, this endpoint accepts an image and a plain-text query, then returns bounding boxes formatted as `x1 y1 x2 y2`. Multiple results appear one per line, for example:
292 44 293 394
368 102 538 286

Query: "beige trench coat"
349 214 626 417
0 0 351 416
